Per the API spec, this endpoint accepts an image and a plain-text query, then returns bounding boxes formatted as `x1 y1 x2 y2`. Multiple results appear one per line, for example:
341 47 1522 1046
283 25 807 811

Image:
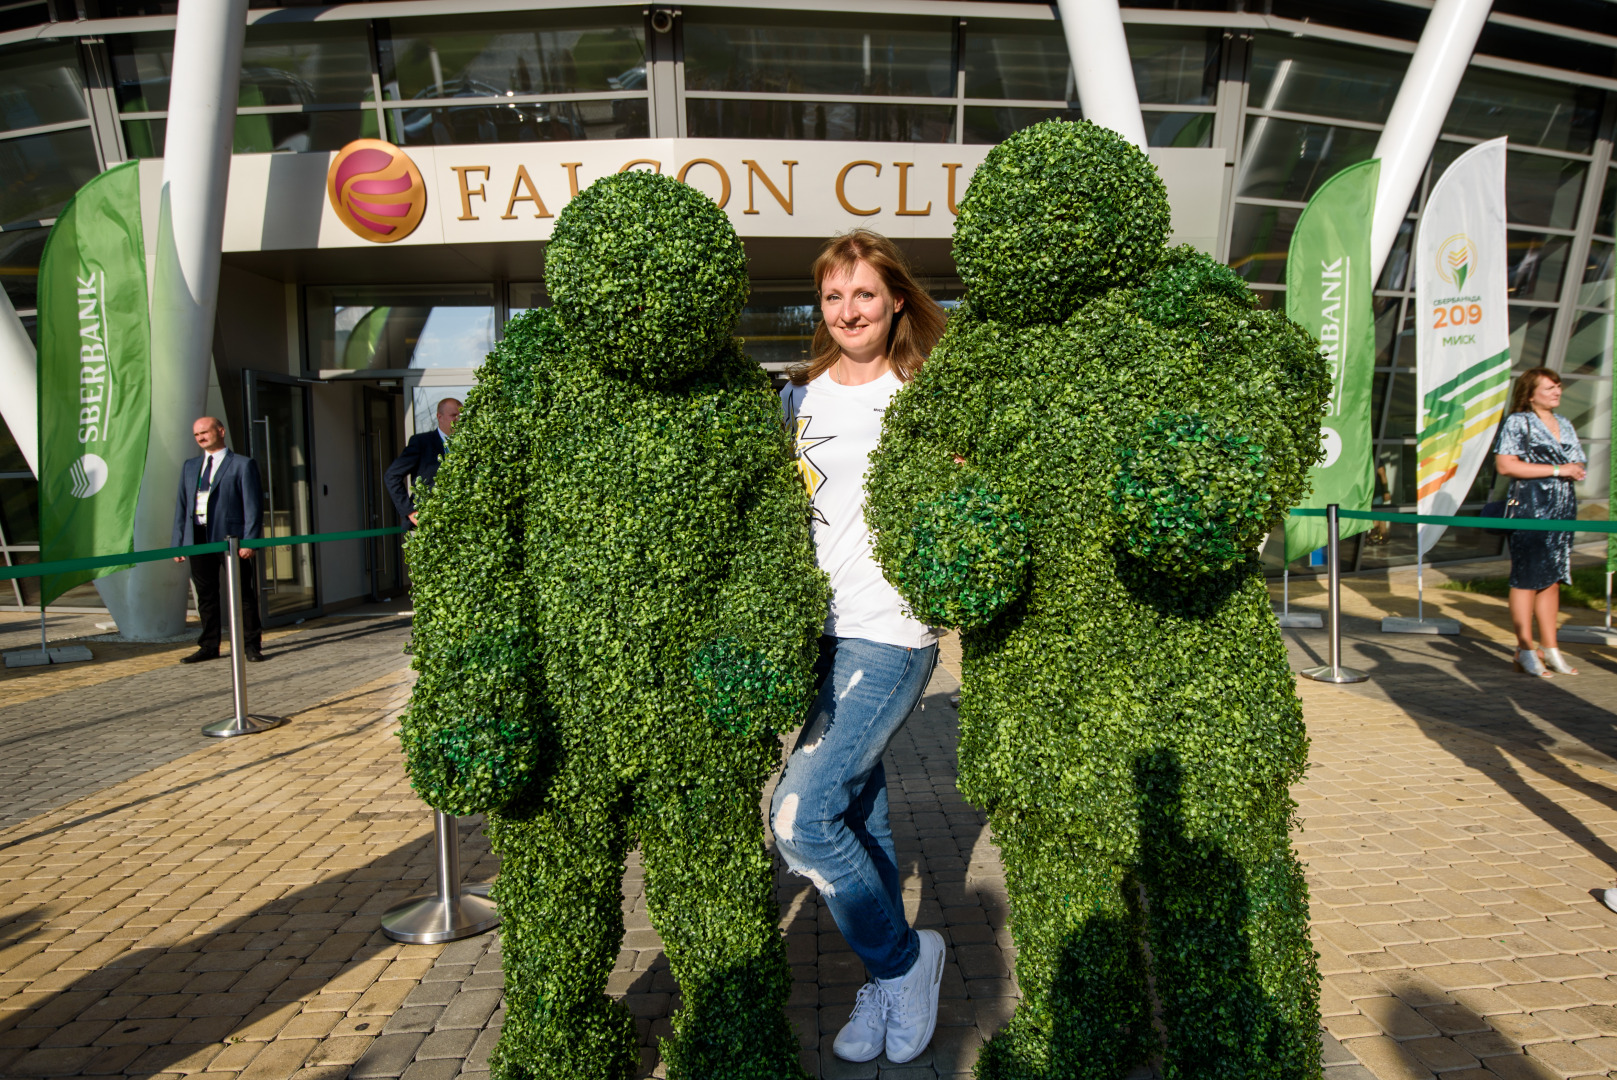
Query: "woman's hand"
1496 454 1584 482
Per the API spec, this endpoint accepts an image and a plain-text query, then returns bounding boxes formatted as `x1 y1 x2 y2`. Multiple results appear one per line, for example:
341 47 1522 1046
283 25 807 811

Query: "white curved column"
96 0 248 639
1369 0 1493 283
0 288 37 476
1054 0 1148 149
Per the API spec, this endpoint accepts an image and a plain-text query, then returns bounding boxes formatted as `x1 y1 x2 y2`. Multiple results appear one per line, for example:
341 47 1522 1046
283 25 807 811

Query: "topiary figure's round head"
953 120 1171 326
546 169 749 384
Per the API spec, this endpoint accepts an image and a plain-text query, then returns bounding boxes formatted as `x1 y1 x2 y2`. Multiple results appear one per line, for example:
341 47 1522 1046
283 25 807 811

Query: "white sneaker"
1602 888 1617 915
883 929 945 1064
832 981 887 1063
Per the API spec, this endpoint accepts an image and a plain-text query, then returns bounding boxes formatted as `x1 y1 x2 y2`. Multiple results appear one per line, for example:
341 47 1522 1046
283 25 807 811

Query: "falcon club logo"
1435 233 1478 293
327 139 427 243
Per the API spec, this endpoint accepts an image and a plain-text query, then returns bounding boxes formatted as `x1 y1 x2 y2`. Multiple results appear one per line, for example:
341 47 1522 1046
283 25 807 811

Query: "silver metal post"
1416 531 1424 623
39 603 46 654
381 811 499 943
202 538 286 737
1607 571 1612 632
1302 505 1368 683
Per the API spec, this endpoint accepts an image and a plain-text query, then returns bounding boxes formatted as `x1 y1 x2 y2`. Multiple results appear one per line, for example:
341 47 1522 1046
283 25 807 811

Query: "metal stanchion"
1300 504 1368 684
381 811 500 943
202 537 286 737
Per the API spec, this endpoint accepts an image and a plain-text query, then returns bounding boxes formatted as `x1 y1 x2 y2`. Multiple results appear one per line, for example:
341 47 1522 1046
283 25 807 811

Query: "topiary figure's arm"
400 310 559 815
1111 412 1274 576
867 312 1031 630
690 376 830 740
1111 248 1330 576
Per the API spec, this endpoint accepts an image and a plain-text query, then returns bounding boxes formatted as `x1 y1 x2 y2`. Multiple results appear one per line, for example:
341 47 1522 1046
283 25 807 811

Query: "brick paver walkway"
2 563 1617 1078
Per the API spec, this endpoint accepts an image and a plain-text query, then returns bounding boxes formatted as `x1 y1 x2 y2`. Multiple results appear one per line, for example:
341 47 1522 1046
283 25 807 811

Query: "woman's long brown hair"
789 229 947 386
1508 366 1561 415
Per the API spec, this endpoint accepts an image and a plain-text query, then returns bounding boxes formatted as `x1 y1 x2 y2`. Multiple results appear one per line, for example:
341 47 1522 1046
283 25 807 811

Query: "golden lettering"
741 159 796 215
835 161 881 216
618 159 663 174
943 163 965 216
451 165 490 221
501 164 552 220
561 162 583 198
676 158 732 209
893 162 930 216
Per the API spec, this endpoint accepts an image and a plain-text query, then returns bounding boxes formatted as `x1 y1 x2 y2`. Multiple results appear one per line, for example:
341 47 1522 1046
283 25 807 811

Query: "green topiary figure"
865 121 1330 1079
400 170 828 1080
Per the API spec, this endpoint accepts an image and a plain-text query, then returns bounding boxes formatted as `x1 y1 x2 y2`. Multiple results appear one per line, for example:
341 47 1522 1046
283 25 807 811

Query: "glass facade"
0 2 1612 596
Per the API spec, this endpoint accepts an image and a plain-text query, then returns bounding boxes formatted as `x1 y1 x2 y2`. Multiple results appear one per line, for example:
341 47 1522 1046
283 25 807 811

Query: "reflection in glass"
740 293 818 369
1372 296 1408 368
390 99 647 144
307 286 497 372
0 42 88 134
1247 34 1408 123
0 128 100 225
691 99 952 142
412 386 474 439
0 227 46 311
249 380 317 619
1508 305 1556 369
241 22 374 106
1505 232 1568 304
1563 311 1612 378
107 33 174 113
0 477 37 543
235 108 370 155
962 19 1070 101
0 415 27 474
1503 151 1585 231
1575 441 1609 505
685 14 952 97
508 282 549 318
1581 242 1614 309
122 118 163 158
965 105 1079 145
1559 377 1610 443
1377 220 1414 291
1599 166 1617 238
381 13 646 100
1445 67 1601 153
1236 116 1379 203
1127 27 1219 105
1226 203 1302 286
1143 112 1213 148
1384 368 1415 438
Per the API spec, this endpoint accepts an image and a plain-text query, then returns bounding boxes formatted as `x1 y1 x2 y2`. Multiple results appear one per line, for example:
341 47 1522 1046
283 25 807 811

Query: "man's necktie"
200 455 214 489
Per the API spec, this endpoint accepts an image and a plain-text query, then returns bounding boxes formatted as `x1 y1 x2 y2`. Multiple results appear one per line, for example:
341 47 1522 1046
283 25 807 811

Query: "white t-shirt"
781 370 937 649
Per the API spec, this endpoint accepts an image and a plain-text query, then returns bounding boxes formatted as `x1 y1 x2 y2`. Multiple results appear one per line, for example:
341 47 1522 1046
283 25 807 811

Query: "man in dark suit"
385 397 460 527
171 416 265 664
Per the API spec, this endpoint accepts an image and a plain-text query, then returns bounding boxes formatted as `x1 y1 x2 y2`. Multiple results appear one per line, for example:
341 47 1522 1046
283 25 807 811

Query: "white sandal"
1515 649 1555 678
1542 647 1579 675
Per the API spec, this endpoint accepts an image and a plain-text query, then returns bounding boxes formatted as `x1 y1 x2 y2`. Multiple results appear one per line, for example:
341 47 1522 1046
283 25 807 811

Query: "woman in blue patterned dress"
1492 367 1588 678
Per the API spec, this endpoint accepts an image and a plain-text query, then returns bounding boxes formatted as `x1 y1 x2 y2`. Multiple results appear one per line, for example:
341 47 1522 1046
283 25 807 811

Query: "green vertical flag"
37 161 151 604
1284 159 1380 563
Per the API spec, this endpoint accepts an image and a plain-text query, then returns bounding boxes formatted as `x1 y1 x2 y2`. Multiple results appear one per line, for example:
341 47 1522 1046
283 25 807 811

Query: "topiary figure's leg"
977 811 1154 1080
637 786 806 1080
1134 753 1322 1080
486 788 638 1080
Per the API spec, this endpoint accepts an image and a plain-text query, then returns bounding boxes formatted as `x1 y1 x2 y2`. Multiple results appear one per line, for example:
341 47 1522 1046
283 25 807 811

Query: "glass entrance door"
361 387 404 599
245 372 319 620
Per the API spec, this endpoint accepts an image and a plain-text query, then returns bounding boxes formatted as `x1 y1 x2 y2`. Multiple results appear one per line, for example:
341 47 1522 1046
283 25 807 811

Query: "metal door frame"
360 385 405 601
243 369 324 624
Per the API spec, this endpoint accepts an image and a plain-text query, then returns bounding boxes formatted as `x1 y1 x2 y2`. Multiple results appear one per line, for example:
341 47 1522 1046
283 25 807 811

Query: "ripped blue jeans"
771 635 939 980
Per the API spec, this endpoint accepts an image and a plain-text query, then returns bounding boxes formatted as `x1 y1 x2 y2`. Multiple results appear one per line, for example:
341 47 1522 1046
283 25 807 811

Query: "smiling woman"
773 229 951 1066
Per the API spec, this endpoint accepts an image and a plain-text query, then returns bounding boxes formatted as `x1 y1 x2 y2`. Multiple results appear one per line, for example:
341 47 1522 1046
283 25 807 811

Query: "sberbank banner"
1284 158 1379 564
1415 138 1511 557
37 161 151 604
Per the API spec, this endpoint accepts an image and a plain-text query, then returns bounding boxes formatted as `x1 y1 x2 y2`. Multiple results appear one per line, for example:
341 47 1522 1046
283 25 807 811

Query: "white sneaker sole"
887 929 945 1064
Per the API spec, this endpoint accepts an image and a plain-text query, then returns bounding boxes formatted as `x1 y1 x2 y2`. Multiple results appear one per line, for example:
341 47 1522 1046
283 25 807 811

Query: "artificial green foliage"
402 170 828 1080
865 121 1330 1079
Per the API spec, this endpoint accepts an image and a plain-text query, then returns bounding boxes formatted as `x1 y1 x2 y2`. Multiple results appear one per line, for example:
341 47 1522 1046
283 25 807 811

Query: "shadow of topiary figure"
865 121 1330 1079
399 170 829 1080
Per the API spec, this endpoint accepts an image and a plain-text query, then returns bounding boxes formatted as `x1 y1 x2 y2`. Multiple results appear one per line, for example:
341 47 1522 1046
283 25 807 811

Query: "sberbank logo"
69 453 108 498
327 139 427 244
1435 233 1478 292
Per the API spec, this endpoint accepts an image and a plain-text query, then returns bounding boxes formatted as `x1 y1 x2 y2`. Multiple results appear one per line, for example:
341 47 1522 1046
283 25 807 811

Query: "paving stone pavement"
0 611 413 827
5 562 1617 1078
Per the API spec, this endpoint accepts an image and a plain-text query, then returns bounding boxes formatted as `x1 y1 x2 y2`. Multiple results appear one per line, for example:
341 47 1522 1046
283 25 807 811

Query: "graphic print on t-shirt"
790 413 834 525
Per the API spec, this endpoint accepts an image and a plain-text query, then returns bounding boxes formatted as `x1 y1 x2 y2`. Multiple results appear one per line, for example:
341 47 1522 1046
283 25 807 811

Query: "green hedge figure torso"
401 171 828 1080
866 122 1330 1079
